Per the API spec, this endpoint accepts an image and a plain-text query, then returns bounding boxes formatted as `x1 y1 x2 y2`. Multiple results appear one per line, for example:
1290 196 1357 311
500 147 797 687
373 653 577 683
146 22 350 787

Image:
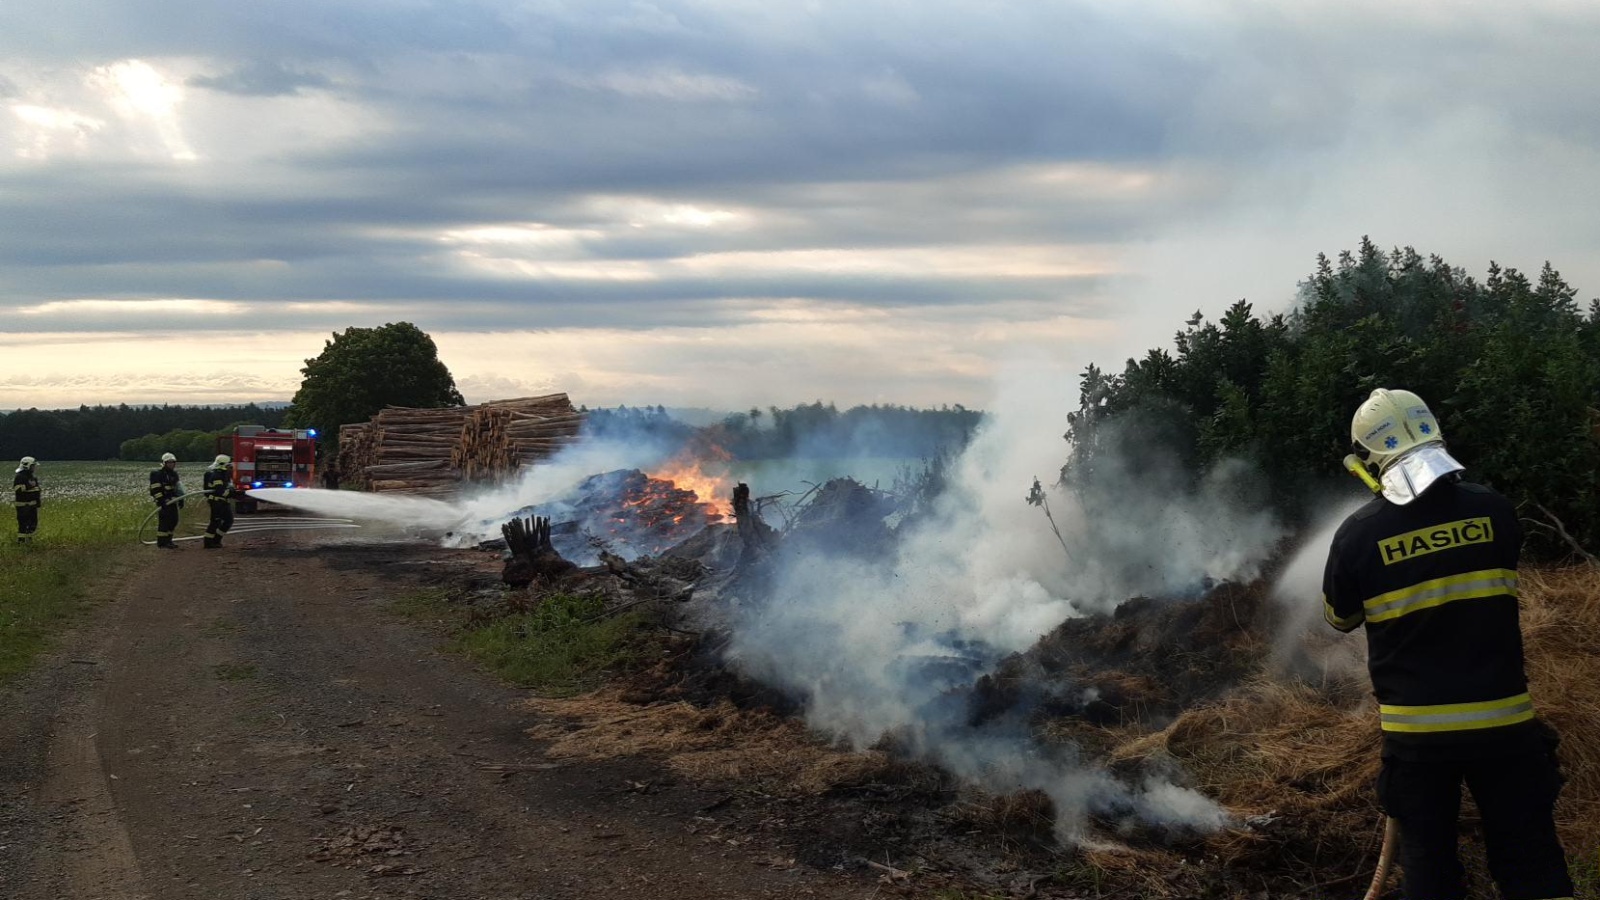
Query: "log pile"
452 394 586 483
338 394 585 496
336 423 375 491
363 406 471 496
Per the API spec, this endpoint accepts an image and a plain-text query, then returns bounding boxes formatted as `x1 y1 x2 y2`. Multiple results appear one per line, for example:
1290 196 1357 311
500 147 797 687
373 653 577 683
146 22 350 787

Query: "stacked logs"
336 423 374 491
363 406 471 496
338 394 585 496
452 394 586 482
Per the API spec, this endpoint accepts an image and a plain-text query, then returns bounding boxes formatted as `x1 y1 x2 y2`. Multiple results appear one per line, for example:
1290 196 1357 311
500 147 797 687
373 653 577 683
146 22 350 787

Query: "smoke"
721 358 1288 839
253 362 1297 840
447 435 673 545
1268 494 1370 683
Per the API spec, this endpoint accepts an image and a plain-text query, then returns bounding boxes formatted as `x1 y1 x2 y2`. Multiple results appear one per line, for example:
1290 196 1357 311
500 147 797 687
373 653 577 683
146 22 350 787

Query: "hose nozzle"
1343 454 1383 494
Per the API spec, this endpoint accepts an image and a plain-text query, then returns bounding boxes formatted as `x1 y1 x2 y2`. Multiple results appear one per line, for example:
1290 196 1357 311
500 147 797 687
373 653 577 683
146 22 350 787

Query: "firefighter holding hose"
202 454 241 548
148 452 184 549
13 456 40 544
1323 388 1572 900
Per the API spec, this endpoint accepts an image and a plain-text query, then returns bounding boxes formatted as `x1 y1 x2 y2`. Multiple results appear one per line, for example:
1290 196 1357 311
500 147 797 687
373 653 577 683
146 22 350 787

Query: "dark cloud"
188 60 333 97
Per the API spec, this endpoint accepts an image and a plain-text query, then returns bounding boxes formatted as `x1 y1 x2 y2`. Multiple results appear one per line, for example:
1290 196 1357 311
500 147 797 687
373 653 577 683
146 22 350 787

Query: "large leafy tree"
1061 241 1600 555
284 323 464 451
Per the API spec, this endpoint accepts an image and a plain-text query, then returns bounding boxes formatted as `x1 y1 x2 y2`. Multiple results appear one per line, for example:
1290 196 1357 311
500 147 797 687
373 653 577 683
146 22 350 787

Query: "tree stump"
501 515 575 587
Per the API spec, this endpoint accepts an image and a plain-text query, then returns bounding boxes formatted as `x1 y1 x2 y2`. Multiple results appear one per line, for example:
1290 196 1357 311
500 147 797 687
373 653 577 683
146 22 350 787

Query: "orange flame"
648 452 733 517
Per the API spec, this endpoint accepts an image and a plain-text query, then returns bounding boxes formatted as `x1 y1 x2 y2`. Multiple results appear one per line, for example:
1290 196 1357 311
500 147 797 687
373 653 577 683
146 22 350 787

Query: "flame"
647 453 733 517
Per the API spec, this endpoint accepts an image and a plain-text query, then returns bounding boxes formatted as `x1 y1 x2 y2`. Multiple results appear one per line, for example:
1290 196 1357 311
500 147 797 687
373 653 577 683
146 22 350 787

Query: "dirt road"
0 535 879 900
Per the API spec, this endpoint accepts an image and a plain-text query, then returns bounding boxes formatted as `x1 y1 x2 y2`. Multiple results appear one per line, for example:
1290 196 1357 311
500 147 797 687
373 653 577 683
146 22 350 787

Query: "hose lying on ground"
135 494 359 545
1362 816 1398 900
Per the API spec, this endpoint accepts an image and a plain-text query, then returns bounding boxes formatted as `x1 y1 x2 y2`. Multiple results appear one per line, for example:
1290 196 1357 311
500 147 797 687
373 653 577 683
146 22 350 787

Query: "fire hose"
1343 453 1398 900
135 491 359 545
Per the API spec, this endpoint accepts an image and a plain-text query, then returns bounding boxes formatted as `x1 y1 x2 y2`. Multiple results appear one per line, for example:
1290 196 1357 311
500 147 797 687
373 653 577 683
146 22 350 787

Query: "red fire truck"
218 425 319 512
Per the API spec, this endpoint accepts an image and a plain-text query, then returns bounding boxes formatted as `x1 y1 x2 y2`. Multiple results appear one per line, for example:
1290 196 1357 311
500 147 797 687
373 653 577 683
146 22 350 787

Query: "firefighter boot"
203 536 220 549
157 536 179 549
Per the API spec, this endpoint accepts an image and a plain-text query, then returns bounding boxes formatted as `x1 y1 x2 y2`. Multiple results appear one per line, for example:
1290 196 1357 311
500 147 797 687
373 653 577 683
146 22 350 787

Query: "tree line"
1063 238 1600 555
583 402 984 460
0 404 289 462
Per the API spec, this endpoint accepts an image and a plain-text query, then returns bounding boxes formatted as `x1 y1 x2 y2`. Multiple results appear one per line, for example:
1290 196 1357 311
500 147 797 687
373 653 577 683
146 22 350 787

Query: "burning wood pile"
493 468 729 566
335 393 584 496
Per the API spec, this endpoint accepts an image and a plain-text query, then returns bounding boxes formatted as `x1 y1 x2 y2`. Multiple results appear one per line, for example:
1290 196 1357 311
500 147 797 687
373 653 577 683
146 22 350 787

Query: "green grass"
395 589 659 697
0 490 151 683
1572 844 1600 900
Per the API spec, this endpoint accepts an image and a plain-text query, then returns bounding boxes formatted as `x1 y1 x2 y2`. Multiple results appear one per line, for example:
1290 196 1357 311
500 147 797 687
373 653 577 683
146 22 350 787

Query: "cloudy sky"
4 0 1600 411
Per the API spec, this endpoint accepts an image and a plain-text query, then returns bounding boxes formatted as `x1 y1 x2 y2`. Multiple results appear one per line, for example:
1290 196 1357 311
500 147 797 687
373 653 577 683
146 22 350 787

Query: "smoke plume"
722 359 1285 839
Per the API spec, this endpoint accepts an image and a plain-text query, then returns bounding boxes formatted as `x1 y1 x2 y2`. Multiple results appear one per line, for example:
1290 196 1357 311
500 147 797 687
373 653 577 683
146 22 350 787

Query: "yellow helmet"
1350 388 1462 504
1351 388 1441 470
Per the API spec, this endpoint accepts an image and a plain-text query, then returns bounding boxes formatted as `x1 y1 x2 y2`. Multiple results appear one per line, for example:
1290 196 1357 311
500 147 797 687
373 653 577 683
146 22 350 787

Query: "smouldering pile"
336 393 584 496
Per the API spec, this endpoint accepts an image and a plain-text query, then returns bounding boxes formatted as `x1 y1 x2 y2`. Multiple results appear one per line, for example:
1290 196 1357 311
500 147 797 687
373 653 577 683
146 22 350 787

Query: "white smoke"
1269 494 1370 683
448 436 672 545
723 357 1289 839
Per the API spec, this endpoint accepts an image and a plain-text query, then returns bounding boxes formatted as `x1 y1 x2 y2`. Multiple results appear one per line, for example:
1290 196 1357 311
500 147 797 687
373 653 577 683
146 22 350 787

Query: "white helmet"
16 456 35 473
212 454 232 468
1350 388 1462 505
161 452 177 463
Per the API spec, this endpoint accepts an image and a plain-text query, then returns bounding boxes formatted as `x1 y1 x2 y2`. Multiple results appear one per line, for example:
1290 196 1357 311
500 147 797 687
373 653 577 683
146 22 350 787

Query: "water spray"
134 491 360 545
1340 453 1395 900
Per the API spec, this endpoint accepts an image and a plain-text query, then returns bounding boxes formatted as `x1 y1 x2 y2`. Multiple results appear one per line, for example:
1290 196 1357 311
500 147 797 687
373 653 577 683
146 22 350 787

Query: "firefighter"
202 455 240 548
148 452 184 549
1323 388 1572 900
13 456 40 543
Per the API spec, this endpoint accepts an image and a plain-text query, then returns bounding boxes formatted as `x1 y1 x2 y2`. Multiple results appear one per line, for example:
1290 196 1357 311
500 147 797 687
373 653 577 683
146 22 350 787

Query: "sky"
5 0 1600 412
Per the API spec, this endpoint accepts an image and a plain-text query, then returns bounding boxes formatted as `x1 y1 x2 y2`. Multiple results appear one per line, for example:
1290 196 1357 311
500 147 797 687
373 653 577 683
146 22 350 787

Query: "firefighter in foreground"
202 455 240 548
1323 388 1573 900
148 452 184 549
13 456 40 543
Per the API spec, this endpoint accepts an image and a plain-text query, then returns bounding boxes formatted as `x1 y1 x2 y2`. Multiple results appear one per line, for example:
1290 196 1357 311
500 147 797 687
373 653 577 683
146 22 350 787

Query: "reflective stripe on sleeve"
1322 594 1364 631
1379 692 1535 733
1361 568 1517 624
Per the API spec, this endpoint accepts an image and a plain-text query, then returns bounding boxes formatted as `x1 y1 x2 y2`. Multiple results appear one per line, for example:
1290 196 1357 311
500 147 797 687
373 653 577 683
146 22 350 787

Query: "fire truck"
218 425 319 512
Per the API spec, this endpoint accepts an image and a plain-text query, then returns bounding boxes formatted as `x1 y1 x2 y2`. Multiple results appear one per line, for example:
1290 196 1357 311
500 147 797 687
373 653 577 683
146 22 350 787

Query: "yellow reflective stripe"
1380 692 1535 733
1362 568 1517 623
1322 594 1364 631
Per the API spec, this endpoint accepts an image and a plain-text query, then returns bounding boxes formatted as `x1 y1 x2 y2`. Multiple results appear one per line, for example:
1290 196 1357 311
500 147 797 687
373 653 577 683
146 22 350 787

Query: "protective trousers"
1379 747 1573 900
16 505 37 539
156 503 180 547
205 498 233 547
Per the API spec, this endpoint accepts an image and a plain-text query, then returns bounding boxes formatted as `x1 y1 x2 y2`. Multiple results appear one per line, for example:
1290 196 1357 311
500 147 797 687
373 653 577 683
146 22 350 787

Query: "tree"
284 323 464 453
1059 241 1600 553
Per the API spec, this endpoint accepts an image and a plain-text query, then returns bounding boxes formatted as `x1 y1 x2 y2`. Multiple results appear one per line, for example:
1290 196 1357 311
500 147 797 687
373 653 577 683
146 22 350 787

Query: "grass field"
0 460 207 683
